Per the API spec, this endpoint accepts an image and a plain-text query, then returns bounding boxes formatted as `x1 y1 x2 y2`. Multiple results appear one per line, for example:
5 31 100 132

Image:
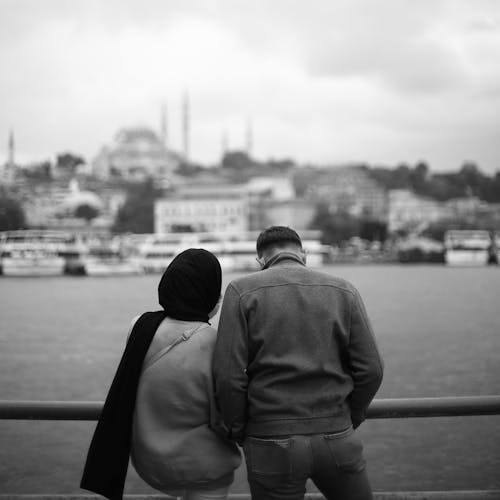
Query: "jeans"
243 426 372 500
170 486 230 500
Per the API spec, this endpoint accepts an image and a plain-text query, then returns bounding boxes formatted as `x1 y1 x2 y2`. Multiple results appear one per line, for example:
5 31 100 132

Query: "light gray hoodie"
131 317 241 492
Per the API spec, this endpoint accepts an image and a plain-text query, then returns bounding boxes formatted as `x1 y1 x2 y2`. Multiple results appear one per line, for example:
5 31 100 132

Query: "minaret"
160 101 168 148
182 90 190 163
245 118 253 157
3 129 15 183
8 129 14 167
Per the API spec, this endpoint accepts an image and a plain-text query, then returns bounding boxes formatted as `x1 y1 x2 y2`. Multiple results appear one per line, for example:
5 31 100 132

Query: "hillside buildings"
17 180 125 230
153 175 319 235
297 165 388 221
4 116 498 239
387 190 500 234
388 190 454 233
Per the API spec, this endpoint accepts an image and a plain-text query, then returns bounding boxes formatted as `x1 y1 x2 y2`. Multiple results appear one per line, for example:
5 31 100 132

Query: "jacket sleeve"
213 283 249 443
347 288 384 428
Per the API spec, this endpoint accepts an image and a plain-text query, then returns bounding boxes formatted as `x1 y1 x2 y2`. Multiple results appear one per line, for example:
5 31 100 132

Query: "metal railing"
1 396 500 500
1 395 500 420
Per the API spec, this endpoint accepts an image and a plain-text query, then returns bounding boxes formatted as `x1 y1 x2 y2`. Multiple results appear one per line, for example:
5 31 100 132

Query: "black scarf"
159 248 222 323
80 249 222 500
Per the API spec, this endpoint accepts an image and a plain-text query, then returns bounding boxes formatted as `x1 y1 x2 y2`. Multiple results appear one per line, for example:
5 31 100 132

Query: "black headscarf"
159 248 222 323
81 249 222 500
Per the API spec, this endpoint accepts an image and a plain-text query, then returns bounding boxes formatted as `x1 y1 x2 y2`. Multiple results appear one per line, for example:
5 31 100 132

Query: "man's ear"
300 248 307 264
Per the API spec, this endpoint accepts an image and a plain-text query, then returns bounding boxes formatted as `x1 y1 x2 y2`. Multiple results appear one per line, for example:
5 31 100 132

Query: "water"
0 265 499 493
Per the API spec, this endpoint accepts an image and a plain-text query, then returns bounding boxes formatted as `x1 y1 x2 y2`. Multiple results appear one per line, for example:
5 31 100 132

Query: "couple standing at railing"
81 226 384 500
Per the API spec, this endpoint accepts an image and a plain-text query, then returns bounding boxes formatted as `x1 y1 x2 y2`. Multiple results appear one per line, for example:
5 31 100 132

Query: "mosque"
91 100 186 182
91 127 181 182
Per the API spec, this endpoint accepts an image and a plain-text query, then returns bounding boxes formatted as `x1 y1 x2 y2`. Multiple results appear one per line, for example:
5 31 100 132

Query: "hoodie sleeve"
213 283 249 443
347 288 384 428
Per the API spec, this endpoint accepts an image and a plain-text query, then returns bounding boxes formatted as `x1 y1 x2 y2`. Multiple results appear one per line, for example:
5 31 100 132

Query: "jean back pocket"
245 437 293 476
323 429 366 473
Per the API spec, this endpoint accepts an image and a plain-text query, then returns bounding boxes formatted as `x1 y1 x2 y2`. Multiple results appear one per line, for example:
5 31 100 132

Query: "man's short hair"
256 226 303 257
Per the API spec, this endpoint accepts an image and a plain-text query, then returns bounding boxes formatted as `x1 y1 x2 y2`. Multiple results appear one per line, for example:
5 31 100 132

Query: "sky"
1 0 500 172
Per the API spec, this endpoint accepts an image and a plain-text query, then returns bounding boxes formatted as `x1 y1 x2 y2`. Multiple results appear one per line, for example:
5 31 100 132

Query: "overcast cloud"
0 0 499 172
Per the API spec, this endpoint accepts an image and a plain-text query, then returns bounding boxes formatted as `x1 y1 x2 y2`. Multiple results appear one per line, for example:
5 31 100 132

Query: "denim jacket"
213 252 383 441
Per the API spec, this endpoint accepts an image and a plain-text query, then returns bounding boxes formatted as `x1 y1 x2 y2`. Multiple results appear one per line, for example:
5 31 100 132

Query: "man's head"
256 226 304 265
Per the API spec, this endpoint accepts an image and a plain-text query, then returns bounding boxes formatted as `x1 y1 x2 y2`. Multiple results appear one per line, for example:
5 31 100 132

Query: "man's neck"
261 250 306 269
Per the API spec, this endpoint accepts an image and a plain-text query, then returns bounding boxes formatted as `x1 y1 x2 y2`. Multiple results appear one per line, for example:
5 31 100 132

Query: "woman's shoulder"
194 323 217 343
126 314 142 342
154 319 216 343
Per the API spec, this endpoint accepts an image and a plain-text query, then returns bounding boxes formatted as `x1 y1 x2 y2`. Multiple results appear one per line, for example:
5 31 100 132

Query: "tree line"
369 161 500 202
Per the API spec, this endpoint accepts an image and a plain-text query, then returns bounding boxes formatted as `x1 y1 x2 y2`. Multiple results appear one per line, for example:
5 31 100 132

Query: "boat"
495 232 500 265
301 238 332 267
444 230 492 266
55 233 88 275
220 238 259 271
0 230 66 277
135 231 330 273
397 236 445 264
81 242 143 276
134 233 226 273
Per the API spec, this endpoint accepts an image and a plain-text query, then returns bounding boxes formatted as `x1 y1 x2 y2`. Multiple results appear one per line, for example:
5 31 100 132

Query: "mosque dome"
114 127 159 144
92 126 180 180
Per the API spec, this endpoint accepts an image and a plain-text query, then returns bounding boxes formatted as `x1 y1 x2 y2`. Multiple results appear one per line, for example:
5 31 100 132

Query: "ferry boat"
135 231 330 273
495 231 500 265
81 242 143 277
0 230 66 277
134 233 227 273
55 233 88 275
444 230 492 266
220 235 330 270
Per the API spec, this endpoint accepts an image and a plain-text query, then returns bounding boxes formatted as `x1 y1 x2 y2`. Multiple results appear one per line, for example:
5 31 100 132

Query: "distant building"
19 180 125 230
155 185 249 234
92 127 180 181
260 199 316 231
245 176 294 230
299 165 388 221
388 189 453 233
246 176 295 201
445 196 490 217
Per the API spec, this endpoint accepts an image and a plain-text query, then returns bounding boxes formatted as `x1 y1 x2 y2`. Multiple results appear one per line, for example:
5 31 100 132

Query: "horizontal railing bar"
367 395 500 418
0 396 499 421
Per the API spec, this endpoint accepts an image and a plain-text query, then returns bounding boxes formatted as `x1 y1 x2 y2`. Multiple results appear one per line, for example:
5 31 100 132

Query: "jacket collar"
262 251 306 270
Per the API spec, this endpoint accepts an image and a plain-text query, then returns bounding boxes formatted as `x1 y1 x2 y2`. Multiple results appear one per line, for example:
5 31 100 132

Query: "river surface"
0 265 499 493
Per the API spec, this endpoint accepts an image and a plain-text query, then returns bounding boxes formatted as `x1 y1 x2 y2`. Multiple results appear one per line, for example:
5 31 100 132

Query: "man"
213 226 383 500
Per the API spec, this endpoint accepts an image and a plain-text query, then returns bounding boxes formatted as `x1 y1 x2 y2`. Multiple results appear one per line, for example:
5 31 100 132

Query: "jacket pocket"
323 428 366 473
245 437 293 475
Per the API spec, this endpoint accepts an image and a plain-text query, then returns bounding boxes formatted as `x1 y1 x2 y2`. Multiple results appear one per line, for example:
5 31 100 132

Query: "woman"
81 249 241 500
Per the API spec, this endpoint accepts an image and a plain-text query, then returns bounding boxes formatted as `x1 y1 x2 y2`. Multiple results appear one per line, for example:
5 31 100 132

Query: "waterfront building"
388 189 454 233
297 165 388 221
92 127 180 182
245 176 316 230
155 185 249 234
260 199 317 230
